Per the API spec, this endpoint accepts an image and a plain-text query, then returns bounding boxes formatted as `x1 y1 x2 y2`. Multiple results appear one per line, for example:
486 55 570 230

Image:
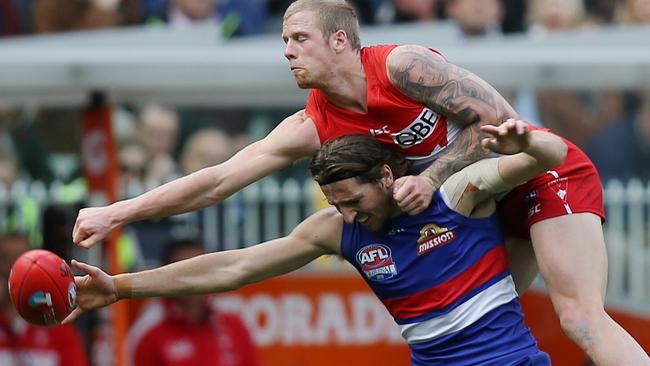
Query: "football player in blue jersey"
66 119 564 365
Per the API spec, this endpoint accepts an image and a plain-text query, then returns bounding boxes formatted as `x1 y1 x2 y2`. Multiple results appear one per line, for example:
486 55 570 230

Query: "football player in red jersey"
72 1 649 364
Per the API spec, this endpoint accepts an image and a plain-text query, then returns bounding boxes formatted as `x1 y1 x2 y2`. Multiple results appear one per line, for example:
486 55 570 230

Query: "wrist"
109 201 129 227
418 171 440 190
114 274 132 299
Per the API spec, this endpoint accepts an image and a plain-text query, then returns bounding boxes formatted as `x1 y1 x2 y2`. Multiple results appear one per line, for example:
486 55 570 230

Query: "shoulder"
385 45 449 88
386 45 447 69
263 109 320 157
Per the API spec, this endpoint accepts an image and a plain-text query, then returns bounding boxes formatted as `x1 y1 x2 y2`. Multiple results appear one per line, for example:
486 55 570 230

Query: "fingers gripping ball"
8 250 77 327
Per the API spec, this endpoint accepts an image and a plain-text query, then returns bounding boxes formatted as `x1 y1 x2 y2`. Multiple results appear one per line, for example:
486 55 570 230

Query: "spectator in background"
129 238 261 366
584 91 650 182
134 103 181 188
118 139 148 197
32 0 142 33
375 0 441 23
527 0 586 34
180 128 234 174
527 0 625 147
0 146 42 247
444 0 503 38
0 232 88 366
616 0 650 24
143 0 268 37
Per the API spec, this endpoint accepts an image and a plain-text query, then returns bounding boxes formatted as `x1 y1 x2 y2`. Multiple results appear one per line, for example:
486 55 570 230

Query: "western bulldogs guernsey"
305 45 463 173
340 190 550 366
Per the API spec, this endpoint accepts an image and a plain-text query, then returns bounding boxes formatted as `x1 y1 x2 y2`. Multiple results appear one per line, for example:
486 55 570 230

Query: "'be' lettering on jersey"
391 108 441 148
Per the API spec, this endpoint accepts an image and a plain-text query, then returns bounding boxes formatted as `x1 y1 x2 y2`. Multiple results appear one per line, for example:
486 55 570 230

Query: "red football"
8 249 77 327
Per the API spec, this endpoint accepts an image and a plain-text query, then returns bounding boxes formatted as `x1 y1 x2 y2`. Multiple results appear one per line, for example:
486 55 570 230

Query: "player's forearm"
497 131 568 186
110 167 224 226
419 124 491 189
114 250 247 299
523 131 567 170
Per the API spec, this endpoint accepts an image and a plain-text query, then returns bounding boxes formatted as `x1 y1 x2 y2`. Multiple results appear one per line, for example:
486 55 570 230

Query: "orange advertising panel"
213 273 650 366
214 273 411 366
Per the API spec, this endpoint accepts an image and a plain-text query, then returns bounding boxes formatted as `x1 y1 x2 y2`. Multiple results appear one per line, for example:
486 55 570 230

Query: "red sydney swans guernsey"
305 45 463 173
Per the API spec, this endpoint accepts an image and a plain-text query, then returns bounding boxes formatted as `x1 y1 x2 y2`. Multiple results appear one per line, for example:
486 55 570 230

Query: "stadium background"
0 0 649 365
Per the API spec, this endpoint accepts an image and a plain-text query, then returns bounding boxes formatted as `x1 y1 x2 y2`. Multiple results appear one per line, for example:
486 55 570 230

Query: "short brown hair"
311 135 410 185
284 0 361 50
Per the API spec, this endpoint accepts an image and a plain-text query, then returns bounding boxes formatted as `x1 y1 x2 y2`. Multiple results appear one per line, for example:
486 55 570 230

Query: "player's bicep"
215 111 319 197
236 209 342 284
262 109 321 160
386 45 517 127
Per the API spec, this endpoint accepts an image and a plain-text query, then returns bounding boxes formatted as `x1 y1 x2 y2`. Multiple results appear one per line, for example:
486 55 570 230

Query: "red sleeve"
50 324 89 366
220 314 262 366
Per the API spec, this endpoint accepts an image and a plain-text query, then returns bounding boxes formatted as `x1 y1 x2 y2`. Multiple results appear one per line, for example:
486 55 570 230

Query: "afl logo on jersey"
417 224 456 256
356 244 398 282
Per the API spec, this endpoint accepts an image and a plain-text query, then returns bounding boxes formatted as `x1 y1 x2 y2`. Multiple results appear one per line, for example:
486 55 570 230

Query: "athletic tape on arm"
440 158 509 209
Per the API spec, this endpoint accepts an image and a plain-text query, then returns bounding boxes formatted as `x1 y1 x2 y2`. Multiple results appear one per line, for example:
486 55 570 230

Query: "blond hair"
284 0 361 50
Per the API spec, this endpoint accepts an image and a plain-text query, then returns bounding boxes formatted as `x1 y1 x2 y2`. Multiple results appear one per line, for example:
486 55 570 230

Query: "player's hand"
480 118 531 155
393 175 434 215
73 206 116 248
62 260 118 324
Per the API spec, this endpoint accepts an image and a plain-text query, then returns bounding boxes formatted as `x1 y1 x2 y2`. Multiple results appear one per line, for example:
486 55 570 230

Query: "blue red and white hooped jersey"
340 190 550 365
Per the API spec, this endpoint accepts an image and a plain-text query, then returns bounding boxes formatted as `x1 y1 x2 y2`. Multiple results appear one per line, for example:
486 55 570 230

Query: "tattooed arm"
387 45 518 189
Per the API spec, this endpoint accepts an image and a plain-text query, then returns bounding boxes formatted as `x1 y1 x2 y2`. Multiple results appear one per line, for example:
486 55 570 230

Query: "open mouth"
357 214 369 224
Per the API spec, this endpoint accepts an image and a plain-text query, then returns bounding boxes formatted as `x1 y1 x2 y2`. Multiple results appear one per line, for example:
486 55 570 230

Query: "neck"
321 50 367 113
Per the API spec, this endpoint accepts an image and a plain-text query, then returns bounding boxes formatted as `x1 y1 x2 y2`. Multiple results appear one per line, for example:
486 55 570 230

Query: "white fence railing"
603 179 650 310
1 178 649 311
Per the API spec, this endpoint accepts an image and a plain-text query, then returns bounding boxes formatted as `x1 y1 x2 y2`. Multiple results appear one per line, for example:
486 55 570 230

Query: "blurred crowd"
0 0 648 38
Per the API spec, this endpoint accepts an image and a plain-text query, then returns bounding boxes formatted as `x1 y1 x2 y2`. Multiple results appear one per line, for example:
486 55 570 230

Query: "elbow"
210 269 247 293
543 140 568 170
203 167 230 204
552 140 568 168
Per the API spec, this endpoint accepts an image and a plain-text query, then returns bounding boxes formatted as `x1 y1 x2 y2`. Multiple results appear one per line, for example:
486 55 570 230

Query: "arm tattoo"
420 124 491 190
389 45 517 127
388 46 516 189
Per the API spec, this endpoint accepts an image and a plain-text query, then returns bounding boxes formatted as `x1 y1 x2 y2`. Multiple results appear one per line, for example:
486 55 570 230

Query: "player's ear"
331 30 347 53
379 164 394 189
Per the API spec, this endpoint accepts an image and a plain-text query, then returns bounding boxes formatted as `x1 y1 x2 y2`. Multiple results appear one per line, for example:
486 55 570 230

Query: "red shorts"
497 137 605 240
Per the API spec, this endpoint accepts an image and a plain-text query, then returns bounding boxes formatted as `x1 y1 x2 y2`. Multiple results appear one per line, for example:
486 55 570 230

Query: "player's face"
321 176 398 232
282 10 336 89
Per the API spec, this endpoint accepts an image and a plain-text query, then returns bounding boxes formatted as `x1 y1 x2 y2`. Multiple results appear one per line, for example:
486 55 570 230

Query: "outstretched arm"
386 45 518 213
65 208 342 323
73 110 321 248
